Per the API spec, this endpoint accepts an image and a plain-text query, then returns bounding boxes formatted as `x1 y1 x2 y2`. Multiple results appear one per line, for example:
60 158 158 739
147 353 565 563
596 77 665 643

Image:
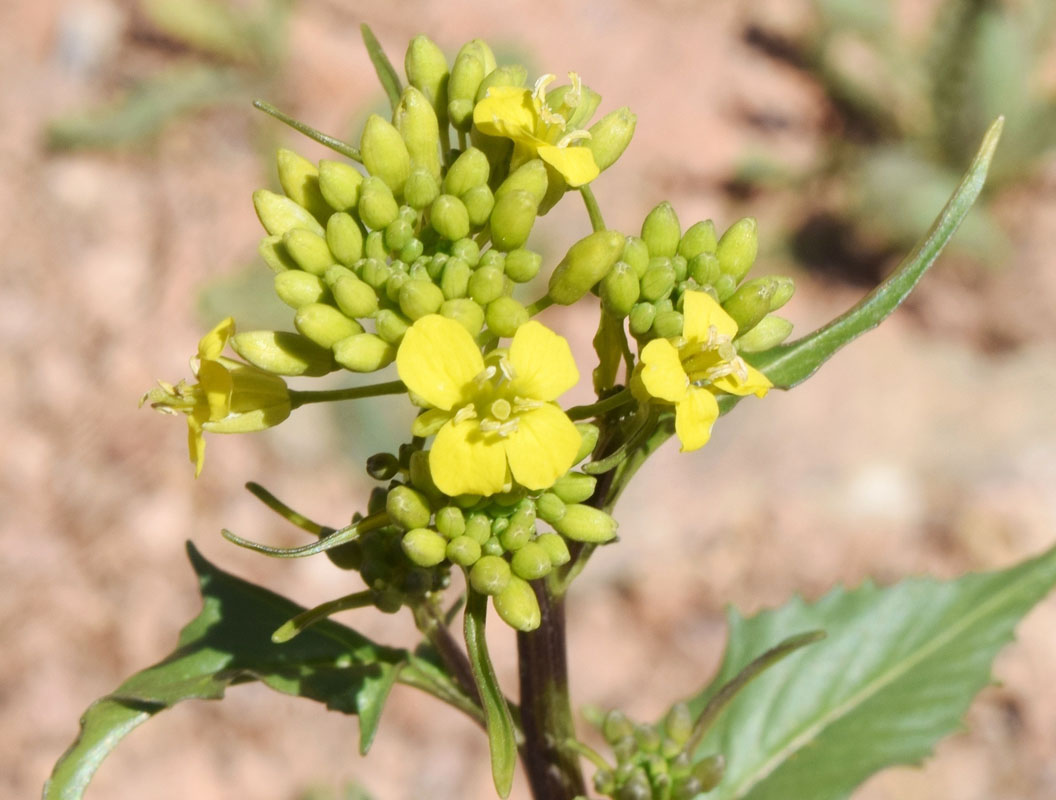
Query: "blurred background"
5 1 1056 798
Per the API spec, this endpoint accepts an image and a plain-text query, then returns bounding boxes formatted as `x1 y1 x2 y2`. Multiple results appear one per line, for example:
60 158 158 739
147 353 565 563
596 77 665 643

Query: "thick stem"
517 586 585 800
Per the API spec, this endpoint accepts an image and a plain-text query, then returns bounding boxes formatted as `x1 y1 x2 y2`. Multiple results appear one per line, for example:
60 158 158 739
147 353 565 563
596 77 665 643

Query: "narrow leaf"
688 542 1056 800
464 590 517 798
746 117 1003 388
360 24 403 113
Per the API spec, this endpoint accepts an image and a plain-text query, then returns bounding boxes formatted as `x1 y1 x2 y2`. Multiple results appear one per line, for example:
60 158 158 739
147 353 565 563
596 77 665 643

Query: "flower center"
682 325 749 388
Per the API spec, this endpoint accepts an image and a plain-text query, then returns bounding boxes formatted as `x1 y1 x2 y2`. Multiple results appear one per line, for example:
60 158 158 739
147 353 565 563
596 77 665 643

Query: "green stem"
272 590 375 643
245 481 326 535
252 100 362 162
579 185 606 232
289 380 406 408
566 388 633 421
525 295 555 317
412 597 482 708
221 512 389 558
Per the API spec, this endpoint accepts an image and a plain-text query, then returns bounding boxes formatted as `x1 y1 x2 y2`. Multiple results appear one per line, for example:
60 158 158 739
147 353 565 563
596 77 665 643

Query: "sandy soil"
4 1 1056 799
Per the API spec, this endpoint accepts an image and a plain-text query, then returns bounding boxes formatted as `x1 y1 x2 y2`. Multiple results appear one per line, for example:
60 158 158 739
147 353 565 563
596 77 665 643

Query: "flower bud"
447 49 486 131
664 703 693 745
399 279 445 320
535 532 570 566
333 332 396 372
475 64 528 103
494 575 541 631
444 147 491 196
535 491 566 524
440 257 471 299
464 513 492 544
485 296 529 338
294 303 363 349
274 270 328 308
401 239 425 264
547 82 602 131
276 148 331 221
446 535 482 566
504 248 541 283
365 229 389 260
386 485 433 530
430 194 471 241
574 423 600 463
495 158 548 206
230 330 335 377
366 452 400 481
403 165 440 210
722 276 781 334
678 219 718 260
440 298 486 336
600 261 640 318
688 252 720 286
586 106 637 171
642 201 681 258
628 302 655 336
436 505 466 539
408 449 441 498
375 308 412 345
489 189 538 251
358 176 400 231
511 541 552 580
671 254 688 282
405 34 448 108
768 276 795 311
450 237 479 267
640 260 676 302
359 257 391 290
548 230 625 305
382 219 412 254
361 114 412 196
253 189 325 238
395 86 442 180
258 235 297 273
401 527 447 567
468 264 506 305
283 228 334 276
716 217 758 282
553 504 617 543
460 184 495 227
733 314 793 353
713 272 737 302
469 554 511 595
325 212 364 266
603 710 635 744
551 472 597 505
318 159 364 212
693 755 725 792
617 236 648 279
652 309 684 339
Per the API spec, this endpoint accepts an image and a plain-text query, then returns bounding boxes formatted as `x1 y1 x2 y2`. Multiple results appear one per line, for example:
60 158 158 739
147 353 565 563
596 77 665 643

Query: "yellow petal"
639 338 688 403
504 403 580 491
711 363 773 398
187 419 206 477
674 387 719 452
508 321 579 401
412 408 453 437
397 315 484 410
431 419 508 496
682 291 737 343
196 359 233 421
537 144 599 187
198 317 236 360
473 87 539 139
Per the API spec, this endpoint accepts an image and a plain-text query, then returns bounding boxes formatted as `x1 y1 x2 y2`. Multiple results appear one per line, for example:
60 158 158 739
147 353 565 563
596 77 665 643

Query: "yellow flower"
638 292 771 451
473 73 599 187
142 318 291 476
396 315 581 497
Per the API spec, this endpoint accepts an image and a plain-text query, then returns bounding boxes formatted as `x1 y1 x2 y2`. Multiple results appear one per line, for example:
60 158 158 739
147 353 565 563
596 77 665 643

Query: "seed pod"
548 230 625 305
678 219 718 260
318 159 364 212
358 176 400 231
733 314 793 353
504 248 541 283
551 472 597 505
652 309 684 339
440 298 486 336
722 276 781 334
628 302 655 336
294 303 363 349
376 308 412 345
386 485 433 530
460 183 495 227
489 189 538 251
511 542 551 580
553 504 617 543
493 575 541 631
230 330 335 377
600 261 640 318
534 491 566 525
325 212 364 266
430 194 471 241
468 264 506 305
258 235 297 273
394 86 442 180
399 279 445 320
444 147 491 196
469 554 511 595
495 158 548 206
276 148 331 221
401 528 447 567
485 296 529 337
253 189 325 238
274 270 328 309
642 201 681 258
716 217 758 282
405 34 448 108
361 114 412 196
333 333 396 372
446 535 482 566
580 105 634 172
574 423 599 463
283 229 334 276
535 532 570 566
688 252 720 286
435 506 466 539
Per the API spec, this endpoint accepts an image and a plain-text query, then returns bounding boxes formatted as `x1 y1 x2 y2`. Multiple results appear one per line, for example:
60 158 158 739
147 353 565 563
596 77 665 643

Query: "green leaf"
360 24 403 113
464 590 517 798
687 542 1056 800
746 116 1003 389
45 543 408 800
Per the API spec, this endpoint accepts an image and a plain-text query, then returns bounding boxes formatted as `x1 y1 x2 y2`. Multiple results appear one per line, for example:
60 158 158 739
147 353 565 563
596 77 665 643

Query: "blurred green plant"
738 0 1056 279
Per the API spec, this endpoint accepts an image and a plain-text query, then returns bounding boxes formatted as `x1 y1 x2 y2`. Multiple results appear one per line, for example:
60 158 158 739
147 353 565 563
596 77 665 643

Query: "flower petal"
431 419 508 496
711 363 773 398
198 317 235 360
674 387 719 452
640 338 688 403
508 321 579 401
504 403 580 491
397 315 485 410
187 419 206 477
682 291 737 343
473 87 539 139
196 359 233 421
537 144 599 187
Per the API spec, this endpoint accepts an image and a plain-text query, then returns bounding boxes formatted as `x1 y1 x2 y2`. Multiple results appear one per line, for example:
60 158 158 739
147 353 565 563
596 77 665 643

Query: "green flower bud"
489 189 538 251
716 217 758 282
318 159 364 212
395 86 442 180
375 308 412 345
358 176 400 231
600 261 641 318
259 235 297 273
485 296 529 338
294 302 363 349
230 330 335 377
475 63 528 103
511 541 552 580
499 520 533 552
577 99 633 169
440 298 486 336
769 276 795 311
385 270 408 304
613 737 637 765
447 50 486 131
283 228 334 276
551 472 597 505
672 254 688 282
469 554 511 595
640 261 676 302
331 274 379 319
693 754 725 792
408 449 440 497
253 189 324 238
401 527 447 567
359 257 391 290
652 309 684 339
628 302 656 336
450 237 480 267
479 249 505 271
382 218 413 253
386 485 432 530
464 513 492 545
722 276 781 334
333 332 396 372
446 535 482 566
678 219 718 260
468 264 506 305
553 504 617 543
405 168 440 212
400 238 425 264
535 492 566 525
430 194 471 241
325 212 365 266
440 257 471 299
664 703 693 745
688 252 720 286
603 710 635 744
548 230 625 305
444 147 491 196
460 184 495 227
366 452 400 480
642 201 681 258
274 270 328 308
482 536 504 557
494 574 540 631
436 506 466 539
361 114 411 195
634 724 661 753
364 230 388 261
535 532 571 566
504 248 541 283
621 236 650 278
276 148 331 221
547 81 602 130
593 769 615 796
713 273 737 301
574 423 599 463
617 770 651 800
405 34 448 108
495 158 548 206
399 279 445 320
733 314 793 353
